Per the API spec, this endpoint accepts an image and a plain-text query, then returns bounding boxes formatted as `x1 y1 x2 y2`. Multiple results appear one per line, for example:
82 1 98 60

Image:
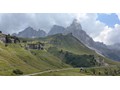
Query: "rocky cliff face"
11 19 120 61
12 27 46 38
63 19 120 61
64 19 95 47
108 43 120 50
48 25 65 36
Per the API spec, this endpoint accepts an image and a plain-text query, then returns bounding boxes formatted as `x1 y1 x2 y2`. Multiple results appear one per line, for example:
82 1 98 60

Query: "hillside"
38 34 120 67
0 42 70 75
32 34 120 76
0 33 120 76
37 65 120 76
11 19 120 62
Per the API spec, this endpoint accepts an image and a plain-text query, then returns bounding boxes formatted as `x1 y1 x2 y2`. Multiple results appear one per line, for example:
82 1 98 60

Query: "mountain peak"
25 26 34 31
12 27 46 38
48 25 65 36
72 19 79 24
70 19 82 30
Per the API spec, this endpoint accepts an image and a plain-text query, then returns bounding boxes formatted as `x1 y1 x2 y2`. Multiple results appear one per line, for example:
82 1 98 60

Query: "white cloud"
116 13 120 20
94 24 120 45
107 24 120 44
94 26 113 44
76 13 120 45
0 13 120 45
0 13 106 37
0 13 75 34
75 13 106 38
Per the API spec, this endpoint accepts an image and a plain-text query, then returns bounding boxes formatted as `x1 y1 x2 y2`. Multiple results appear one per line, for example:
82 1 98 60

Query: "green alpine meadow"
0 14 120 76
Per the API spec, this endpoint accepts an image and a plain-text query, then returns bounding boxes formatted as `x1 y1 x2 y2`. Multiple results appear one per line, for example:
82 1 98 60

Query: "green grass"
0 42 70 75
43 34 95 55
37 66 120 76
37 69 87 76
38 34 120 66
0 33 120 75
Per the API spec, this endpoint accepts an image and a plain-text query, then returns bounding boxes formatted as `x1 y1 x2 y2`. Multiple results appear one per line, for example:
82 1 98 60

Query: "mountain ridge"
12 19 120 61
48 25 65 36
12 27 47 38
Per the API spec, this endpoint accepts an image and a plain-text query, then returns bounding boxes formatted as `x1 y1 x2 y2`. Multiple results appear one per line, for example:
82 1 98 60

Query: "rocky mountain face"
108 43 120 50
48 25 65 36
64 19 95 47
47 19 120 61
12 27 46 38
12 19 120 61
48 19 95 47
63 19 120 61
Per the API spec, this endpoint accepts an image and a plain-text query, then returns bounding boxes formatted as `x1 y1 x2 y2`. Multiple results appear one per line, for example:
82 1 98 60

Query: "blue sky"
97 13 120 27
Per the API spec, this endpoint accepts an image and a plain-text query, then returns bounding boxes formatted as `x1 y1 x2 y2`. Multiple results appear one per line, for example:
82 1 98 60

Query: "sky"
0 13 120 45
97 13 120 27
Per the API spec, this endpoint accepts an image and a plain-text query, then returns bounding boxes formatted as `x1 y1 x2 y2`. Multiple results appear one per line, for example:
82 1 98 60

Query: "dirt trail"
23 65 116 76
23 68 75 76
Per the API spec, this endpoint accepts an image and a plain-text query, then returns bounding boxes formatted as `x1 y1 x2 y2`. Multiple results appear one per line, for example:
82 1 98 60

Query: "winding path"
23 65 116 76
23 68 75 76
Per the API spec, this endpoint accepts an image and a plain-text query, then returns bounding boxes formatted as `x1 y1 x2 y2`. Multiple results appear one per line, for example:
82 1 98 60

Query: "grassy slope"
38 34 120 65
0 42 70 75
38 65 120 76
40 34 94 55
0 33 119 76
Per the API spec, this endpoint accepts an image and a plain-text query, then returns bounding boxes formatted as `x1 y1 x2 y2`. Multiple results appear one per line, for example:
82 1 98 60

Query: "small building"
80 67 84 72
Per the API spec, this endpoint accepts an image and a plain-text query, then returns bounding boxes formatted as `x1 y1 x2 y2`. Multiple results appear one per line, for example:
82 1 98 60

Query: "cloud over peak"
0 13 120 45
